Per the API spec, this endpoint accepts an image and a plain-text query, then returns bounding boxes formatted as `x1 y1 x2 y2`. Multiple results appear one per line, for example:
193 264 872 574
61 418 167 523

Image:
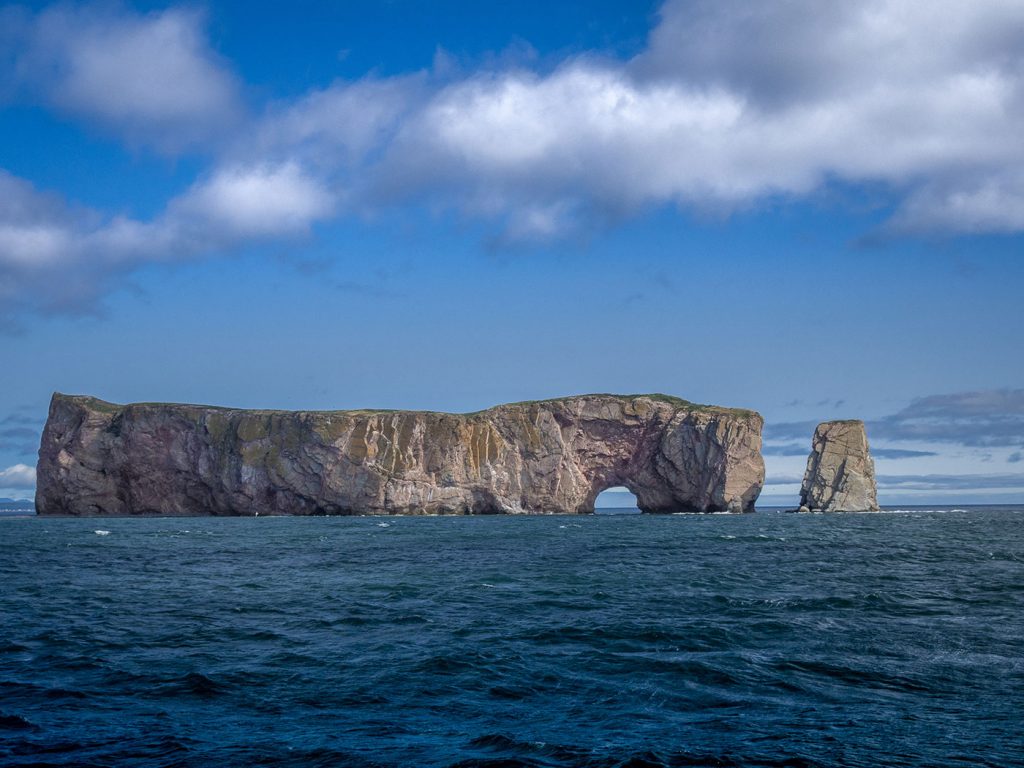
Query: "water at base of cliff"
1 507 1022 767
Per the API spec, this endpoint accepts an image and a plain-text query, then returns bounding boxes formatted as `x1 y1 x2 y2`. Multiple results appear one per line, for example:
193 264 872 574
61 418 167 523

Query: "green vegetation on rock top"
54 392 760 420
486 394 760 419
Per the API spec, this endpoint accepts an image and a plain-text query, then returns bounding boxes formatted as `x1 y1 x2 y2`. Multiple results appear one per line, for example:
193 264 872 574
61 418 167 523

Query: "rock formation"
798 420 879 512
36 393 765 516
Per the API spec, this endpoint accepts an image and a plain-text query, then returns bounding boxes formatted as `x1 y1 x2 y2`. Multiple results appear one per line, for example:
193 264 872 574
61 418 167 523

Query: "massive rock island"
36 393 765 516
799 420 880 512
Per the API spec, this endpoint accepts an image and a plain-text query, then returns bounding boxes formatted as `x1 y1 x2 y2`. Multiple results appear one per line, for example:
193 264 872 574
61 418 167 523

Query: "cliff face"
799 420 879 512
36 393 764 516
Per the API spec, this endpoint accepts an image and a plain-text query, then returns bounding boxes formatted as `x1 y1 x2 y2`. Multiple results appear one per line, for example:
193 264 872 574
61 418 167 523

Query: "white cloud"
0 163 333 321
892 175 1024 234
362 1 1024 236
13 4 242 151
636 0 1024 105
0 463 35 489
4 0 1024 320
246 76 424 167
0 222 74 267
172 163 334 238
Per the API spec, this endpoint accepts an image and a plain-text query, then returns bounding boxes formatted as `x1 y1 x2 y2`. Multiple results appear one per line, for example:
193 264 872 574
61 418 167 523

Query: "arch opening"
594 486 642 515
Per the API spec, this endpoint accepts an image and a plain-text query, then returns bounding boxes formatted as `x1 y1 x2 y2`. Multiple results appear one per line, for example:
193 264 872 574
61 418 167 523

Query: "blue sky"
1 0 1022 504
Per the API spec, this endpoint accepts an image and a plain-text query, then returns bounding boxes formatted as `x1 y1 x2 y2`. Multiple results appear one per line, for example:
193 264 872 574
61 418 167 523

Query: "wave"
3 510 1021 767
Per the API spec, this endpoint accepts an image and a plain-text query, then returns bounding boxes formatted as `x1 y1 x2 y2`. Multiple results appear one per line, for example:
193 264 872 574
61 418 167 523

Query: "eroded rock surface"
36 393 764 516
799 420 879 512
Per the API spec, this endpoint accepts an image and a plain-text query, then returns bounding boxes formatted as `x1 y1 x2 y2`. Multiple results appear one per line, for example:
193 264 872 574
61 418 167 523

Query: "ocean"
1 508 1022 767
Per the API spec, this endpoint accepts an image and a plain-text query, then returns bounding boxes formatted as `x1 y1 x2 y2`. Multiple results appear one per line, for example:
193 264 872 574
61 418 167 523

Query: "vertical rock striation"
799 420 879 512
36 393 765 516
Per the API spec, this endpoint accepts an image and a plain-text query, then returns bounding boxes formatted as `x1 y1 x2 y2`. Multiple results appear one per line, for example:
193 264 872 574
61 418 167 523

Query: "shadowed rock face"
36 393 764 516
799 420 879 512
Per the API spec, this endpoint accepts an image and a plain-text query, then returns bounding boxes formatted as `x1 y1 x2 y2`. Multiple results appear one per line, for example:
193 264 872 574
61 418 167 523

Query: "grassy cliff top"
53 392 761 420
484 393 760 419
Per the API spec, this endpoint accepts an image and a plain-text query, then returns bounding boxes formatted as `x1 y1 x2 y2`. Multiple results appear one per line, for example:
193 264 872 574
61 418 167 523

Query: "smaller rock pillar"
799 420 879 512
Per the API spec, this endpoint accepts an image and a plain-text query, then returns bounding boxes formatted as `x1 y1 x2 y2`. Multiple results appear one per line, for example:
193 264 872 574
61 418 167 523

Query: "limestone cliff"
799 420 879 512
36 393 764 516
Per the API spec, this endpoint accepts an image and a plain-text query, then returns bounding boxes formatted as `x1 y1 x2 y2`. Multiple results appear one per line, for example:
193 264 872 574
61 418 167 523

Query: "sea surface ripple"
1 508 1022 767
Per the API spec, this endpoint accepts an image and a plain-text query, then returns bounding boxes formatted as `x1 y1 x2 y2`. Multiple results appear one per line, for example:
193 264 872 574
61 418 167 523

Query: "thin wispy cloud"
766 389 1024 451
763 442 938 459
871 389 1024 448
871 448 940 460
878 473 1024 491
764 472 1024 493
3 0 1024 320
764 474 804 486
763 421 819 444
0 413 42 426
762 443 815 457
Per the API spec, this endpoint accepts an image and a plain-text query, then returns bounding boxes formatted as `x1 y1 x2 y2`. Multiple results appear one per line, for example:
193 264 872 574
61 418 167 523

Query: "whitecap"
873 508 956 515
94 530 110 536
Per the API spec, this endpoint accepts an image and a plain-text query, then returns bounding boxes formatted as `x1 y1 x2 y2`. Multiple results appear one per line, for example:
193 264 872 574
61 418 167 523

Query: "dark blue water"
2 508 1022 767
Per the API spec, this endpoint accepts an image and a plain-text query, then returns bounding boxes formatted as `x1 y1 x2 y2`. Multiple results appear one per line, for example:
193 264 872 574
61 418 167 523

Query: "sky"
0 0 1022 506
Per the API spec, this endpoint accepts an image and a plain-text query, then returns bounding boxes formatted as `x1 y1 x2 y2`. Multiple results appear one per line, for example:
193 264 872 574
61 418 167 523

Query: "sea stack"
36 393 765 516
798 420 879 512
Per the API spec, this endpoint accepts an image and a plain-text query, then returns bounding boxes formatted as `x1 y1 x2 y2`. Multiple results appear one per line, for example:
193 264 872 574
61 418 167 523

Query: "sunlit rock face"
36 393 764 516
799 420 879 512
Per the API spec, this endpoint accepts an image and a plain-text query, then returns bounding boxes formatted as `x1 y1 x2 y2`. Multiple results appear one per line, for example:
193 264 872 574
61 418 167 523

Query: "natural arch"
593 486 641 514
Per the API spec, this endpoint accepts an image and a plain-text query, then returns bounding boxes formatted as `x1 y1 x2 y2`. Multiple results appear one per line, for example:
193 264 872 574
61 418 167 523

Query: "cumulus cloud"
353 0 1024 236
170 163 334 238
10 4 242 151
0 463 35 489
374 66 763 236
891 175 1024 235
637 1 1024 103
245 76 424 170
4 0 1024 317
0 164 333 321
